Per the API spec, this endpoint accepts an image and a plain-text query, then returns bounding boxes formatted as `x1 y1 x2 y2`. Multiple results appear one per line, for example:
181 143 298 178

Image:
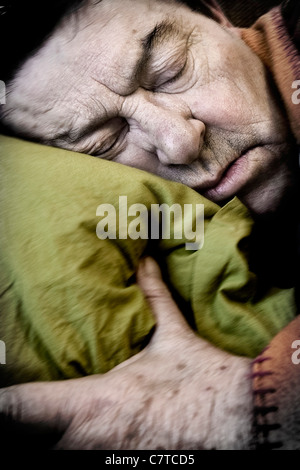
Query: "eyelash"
154 52 188 91
94 121 128 157
92 47 190 155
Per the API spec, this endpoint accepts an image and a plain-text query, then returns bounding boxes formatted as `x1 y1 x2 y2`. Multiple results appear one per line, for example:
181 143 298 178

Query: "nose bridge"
125 90 205 165
125 89 189 128
147 91 192 119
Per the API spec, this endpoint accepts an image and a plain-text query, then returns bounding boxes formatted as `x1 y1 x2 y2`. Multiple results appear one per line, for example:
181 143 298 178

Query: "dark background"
0 0 284 82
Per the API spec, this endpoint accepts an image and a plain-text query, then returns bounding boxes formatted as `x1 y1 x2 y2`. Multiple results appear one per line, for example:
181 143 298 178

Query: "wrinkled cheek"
186 83 251 130
238 154 297 215
114 144 159 174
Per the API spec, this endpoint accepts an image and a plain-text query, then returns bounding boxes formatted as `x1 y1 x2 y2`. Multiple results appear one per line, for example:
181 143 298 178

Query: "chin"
239 176 297 219
240 193 281 217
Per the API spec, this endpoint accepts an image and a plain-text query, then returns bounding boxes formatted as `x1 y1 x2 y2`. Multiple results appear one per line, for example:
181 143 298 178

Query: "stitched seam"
251 347 283 450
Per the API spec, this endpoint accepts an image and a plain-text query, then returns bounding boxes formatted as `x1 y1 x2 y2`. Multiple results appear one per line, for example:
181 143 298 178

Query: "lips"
201 146 258 202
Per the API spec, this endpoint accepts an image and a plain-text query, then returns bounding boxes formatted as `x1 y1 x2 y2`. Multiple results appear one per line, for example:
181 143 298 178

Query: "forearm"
1 255 299 450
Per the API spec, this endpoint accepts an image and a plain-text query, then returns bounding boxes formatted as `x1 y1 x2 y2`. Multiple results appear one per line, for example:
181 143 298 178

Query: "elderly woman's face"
2 0 297 214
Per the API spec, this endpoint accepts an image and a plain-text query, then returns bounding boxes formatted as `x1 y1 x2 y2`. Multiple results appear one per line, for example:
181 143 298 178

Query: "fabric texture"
0 0 299 388
241 2 300 143
240 0 300 450
0 135 296 386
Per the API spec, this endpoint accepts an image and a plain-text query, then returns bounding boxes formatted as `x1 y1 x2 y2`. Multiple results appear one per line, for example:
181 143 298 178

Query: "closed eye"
93 119 128 158
154 52 188 90
70 117 128 158
142 47 188 92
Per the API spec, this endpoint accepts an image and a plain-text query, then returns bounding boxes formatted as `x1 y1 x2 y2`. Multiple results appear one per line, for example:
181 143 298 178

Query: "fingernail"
138 256 147 272
142 257 161 278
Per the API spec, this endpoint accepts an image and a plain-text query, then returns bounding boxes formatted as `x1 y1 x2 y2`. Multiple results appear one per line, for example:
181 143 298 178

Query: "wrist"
209 354 253 450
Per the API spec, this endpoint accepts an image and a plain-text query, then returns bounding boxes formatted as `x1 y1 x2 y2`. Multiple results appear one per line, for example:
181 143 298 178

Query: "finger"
137 257 192 339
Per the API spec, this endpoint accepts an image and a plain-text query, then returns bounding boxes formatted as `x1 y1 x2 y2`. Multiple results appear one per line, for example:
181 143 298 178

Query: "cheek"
125 125 154 154
186 37 271 128
114 143 159 174
186 83 252 129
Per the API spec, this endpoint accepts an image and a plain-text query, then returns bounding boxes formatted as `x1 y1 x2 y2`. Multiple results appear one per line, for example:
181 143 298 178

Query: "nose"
125 90 205 165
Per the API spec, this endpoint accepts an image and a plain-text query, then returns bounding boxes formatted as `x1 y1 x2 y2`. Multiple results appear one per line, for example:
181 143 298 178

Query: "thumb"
137 257 193 342
0 379 77 449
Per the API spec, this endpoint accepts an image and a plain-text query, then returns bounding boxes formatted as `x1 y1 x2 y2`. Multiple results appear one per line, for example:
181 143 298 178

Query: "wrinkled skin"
2 0 297 215
0 0 299 450
0 258 252 450
1 259 299 450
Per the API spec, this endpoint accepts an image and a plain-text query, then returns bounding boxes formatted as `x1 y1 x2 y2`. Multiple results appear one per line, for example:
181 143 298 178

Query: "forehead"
4 0 210 139
59 0 192 90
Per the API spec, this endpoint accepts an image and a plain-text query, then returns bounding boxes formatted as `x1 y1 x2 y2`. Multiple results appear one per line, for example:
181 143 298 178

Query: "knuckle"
144 285 172 301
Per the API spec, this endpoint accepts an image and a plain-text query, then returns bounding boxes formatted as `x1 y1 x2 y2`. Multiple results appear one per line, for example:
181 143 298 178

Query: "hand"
0 257 252 450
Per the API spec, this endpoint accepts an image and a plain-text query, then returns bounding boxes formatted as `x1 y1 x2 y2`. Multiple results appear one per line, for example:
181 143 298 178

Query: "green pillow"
0 135 296 386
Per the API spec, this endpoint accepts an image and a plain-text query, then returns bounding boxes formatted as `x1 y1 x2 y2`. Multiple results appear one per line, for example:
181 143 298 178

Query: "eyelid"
156 51 188 89
141 50 186 91
144 34 192 91
93 119 128 157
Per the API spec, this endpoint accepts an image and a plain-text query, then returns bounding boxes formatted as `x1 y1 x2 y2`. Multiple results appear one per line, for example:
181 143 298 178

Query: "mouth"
199 145 259 202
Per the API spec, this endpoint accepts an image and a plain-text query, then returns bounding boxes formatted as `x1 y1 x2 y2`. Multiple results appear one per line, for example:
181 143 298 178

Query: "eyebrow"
52 21 180 143
133 20 180 84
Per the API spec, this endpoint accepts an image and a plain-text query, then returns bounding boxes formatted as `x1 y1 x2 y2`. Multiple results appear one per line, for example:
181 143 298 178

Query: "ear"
200 0 234 28
200 0 242 37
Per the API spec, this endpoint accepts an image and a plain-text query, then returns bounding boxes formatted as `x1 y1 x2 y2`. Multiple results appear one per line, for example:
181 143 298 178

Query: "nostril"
148 101 205 165
192 118 206 142
176 120 205 164
156 119 205 166
156 134 200 165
